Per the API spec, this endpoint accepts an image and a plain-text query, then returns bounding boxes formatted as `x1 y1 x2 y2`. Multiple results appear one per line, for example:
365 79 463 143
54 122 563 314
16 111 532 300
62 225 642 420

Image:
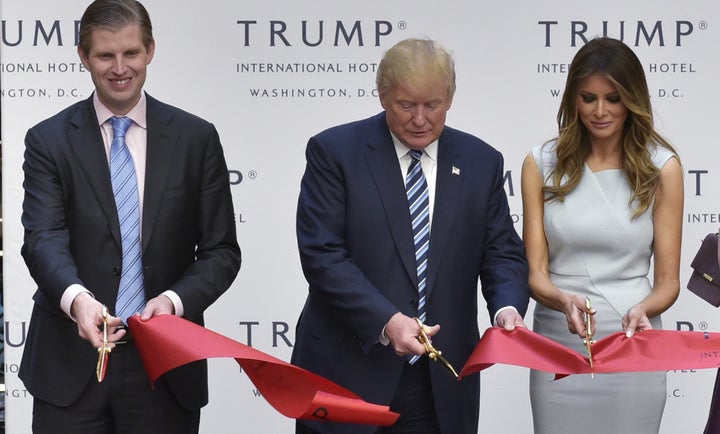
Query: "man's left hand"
495 309 527 331
139 294 175 321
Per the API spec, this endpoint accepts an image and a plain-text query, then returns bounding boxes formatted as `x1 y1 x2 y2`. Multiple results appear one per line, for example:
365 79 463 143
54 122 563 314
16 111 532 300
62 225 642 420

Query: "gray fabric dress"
529 142 674 434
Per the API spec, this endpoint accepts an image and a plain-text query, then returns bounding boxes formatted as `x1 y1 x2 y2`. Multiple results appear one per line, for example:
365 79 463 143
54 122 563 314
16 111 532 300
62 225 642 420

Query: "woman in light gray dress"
521 37 684 434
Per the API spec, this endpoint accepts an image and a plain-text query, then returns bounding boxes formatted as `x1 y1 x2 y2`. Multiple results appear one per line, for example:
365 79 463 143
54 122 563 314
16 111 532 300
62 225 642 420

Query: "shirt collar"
391 132 438 162
93 92 147 129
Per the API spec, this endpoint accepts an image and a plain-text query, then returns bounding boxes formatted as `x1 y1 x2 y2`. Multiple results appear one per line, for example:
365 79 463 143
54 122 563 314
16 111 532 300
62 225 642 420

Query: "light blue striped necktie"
405 149 430 365
110 116 145 323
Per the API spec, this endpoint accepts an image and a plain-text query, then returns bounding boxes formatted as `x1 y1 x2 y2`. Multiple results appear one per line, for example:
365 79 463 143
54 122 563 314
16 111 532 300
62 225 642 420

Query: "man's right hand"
70 292 126 348
384 312 440 357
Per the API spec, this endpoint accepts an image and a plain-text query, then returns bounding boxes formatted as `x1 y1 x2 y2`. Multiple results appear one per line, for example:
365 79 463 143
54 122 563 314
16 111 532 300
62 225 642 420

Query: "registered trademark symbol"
700 321 709 330
248 170 258 179
699 21 708 30
398 21 407 31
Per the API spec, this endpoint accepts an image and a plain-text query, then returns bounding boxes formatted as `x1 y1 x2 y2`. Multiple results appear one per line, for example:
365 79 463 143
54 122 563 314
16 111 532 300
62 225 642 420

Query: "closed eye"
580 93 596 103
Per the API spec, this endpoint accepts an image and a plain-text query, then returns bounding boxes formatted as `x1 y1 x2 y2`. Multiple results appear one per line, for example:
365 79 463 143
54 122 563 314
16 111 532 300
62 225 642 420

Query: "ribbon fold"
128 315 399 426
460 327 720 380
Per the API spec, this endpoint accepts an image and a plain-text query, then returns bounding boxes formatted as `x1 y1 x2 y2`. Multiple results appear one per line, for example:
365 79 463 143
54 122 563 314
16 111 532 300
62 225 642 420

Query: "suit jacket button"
410 299 418 308
113 267 121 276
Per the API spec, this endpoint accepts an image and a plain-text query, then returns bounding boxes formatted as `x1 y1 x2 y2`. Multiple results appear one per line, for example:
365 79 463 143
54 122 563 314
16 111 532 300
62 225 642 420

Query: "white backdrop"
2 0 719 432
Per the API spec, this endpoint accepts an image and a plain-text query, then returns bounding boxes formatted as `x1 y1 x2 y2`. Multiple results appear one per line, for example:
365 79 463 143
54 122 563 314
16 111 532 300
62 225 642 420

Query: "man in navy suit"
19 1 241 432
292 38 530 434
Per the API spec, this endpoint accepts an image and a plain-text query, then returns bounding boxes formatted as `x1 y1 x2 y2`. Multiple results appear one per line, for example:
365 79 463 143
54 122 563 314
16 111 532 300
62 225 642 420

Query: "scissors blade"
96 306 111 382
96 347 109 382
432 352 459 378
584 297 595 372
414 318 459 378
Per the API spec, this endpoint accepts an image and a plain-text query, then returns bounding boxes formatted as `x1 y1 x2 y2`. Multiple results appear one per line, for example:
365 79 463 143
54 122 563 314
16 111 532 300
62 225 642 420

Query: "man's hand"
70 292 125 348
495 309 527 331
139 294 175 321
384 312 440 357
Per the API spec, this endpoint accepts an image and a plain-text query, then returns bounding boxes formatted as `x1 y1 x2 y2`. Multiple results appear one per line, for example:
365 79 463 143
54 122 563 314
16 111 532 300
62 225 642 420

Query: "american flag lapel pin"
451 166 460 176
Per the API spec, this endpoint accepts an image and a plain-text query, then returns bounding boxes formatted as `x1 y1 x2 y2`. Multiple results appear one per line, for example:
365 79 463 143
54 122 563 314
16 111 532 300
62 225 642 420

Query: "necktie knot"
409 149 422 161
111 116 133 140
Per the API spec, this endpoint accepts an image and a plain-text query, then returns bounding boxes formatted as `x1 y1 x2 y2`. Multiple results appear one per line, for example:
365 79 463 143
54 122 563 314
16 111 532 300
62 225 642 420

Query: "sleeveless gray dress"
529 142 674 434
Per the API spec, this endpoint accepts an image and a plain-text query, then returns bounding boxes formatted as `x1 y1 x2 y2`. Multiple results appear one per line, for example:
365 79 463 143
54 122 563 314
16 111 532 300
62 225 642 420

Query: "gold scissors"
414 317 458 378
583 297 595 376
96 306 111 382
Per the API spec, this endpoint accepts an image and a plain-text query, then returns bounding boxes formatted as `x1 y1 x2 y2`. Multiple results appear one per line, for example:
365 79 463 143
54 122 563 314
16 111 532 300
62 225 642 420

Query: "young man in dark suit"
19 1 241 432
292 38 530 434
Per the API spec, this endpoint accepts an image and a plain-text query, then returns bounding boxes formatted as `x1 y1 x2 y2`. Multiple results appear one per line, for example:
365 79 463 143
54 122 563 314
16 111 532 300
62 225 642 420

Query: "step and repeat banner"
2 0 719 432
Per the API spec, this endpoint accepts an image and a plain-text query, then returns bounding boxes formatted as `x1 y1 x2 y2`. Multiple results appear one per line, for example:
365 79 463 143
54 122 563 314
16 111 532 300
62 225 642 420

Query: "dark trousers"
296 357 441 434
377 357 441 434
32 342 200 434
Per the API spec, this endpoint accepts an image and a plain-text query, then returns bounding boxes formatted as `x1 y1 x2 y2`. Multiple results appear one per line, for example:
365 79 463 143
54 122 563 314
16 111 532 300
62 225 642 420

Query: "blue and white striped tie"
406 149 430 365
110 116 145 323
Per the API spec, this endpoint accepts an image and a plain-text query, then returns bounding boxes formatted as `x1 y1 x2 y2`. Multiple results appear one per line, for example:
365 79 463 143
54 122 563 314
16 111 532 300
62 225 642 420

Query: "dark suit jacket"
292 112 529 434
19 93 241 410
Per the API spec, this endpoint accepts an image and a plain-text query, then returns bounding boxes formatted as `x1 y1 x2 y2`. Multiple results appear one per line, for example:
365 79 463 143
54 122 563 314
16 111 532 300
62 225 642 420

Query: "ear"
77 46 90 69
379 92 388 110
445 92 454 111
145 40 156 65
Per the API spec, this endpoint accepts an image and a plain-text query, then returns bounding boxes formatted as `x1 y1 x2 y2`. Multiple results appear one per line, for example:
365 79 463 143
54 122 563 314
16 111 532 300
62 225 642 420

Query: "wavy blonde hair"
545 37 677 219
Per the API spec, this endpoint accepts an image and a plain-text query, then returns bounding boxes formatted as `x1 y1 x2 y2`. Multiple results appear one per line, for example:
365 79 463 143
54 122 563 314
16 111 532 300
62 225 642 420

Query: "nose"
594 99 607 117
411 107 427 125
111 55 127 74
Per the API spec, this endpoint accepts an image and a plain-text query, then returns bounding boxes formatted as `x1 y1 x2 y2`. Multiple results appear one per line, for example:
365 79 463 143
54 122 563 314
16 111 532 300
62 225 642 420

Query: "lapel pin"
451 166 460 176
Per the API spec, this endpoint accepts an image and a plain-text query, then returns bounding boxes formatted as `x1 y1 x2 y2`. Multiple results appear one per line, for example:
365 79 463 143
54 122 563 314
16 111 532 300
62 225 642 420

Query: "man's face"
380 81 452 149
78 24 154 115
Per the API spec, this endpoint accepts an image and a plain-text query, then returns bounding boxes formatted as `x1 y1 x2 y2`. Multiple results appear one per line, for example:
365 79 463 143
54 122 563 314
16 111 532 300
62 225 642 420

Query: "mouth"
110 78 132 88
592 121 612 129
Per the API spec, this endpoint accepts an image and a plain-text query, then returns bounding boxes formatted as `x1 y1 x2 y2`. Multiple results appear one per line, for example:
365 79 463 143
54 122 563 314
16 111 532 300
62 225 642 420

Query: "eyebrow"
579 91 620 96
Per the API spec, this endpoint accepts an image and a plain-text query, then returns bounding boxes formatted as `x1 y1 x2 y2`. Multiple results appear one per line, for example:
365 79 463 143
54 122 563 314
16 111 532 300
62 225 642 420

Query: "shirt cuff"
60 284 93 320
162 290 184 317
379 324 390 346
493 306 519 326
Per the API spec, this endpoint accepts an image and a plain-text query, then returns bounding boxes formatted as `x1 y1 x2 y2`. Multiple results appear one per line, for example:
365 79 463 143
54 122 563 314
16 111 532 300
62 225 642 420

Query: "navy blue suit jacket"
292 112 529 433
19 94 241 410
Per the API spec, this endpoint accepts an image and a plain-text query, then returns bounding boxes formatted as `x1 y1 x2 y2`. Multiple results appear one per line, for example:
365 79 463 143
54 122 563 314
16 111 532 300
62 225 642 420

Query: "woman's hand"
562 293 596 338
622 304 652 337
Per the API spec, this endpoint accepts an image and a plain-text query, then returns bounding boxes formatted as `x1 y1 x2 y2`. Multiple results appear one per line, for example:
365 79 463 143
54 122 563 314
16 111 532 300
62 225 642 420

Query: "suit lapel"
67 95 177 253
142 94 176 252
426 133 462 297
364 115 418 285
68 98 123 250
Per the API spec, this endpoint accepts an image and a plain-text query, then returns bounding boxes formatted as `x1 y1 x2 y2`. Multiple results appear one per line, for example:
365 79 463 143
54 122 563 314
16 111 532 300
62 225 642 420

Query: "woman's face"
576 73 629 146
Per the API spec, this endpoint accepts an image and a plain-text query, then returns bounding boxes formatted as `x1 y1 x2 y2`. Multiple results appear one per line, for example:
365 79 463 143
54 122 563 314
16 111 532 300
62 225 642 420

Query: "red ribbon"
460 327 720 380
127 315 399 426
